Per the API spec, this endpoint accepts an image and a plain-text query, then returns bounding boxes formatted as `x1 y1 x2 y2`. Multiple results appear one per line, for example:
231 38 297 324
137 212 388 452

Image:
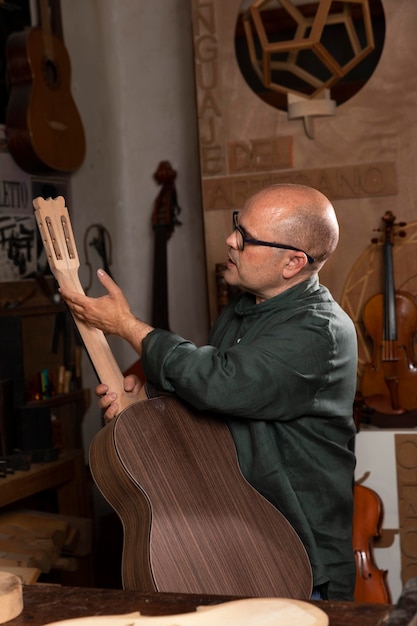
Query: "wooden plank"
395 434 417 584
0 511 69 548
0 565 40 585
0 538 58 573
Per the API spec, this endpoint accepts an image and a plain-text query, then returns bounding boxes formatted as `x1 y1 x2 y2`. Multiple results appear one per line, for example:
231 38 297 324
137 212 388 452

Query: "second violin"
361 211 417 414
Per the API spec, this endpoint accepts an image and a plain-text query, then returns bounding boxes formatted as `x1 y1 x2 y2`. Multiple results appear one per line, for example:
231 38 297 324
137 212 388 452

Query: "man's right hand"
95 374 145 421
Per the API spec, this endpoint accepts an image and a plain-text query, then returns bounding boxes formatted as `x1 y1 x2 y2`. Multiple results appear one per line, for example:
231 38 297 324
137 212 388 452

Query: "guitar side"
90 395 313 599
6 28 86 174
89 403 156 592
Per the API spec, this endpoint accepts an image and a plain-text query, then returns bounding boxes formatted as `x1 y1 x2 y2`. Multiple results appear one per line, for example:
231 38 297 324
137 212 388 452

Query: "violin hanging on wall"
361 211 417 414
150 160 182 330
124 161 181 380
353 482 391 604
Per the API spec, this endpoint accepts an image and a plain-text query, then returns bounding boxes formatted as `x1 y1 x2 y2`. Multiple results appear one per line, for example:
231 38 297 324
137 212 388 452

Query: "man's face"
224 203 290 302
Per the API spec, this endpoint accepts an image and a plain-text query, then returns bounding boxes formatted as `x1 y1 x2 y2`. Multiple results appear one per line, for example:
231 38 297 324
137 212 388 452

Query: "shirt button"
236 338 241 343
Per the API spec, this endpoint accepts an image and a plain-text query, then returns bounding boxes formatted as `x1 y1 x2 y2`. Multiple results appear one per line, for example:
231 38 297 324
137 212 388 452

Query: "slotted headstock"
33 196 80 285
33 195 138 412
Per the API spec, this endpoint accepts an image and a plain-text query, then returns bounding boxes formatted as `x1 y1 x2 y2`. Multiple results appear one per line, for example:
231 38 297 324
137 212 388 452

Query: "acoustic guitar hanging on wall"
5 0 86 174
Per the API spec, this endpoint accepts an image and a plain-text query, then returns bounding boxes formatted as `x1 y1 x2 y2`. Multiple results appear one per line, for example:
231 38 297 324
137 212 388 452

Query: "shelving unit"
0 276 94 586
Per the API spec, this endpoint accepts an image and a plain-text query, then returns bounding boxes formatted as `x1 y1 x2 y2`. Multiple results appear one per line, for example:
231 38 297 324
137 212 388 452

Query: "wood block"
0 565 40 584
0 552 35 570
0 572 23 623
0 538 58 573
0 510 69 548
14 510 92 556
63 526 80 554
0 553 37 568
52 557 78 572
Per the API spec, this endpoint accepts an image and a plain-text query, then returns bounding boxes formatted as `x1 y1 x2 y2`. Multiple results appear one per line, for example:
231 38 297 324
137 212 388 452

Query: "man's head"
224 184 339 303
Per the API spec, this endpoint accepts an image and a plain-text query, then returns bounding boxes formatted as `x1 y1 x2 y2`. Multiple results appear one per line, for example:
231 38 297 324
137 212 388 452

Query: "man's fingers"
95 383 109 398
97 268 120 295
59 287 86 308
124 374 139 393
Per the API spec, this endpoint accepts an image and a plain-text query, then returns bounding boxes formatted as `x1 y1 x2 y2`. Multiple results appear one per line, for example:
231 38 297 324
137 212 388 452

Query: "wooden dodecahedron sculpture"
243 0 375 99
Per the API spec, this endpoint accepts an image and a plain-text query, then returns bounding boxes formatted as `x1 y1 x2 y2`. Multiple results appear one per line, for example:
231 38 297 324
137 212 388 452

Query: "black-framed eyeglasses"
232 211 315 264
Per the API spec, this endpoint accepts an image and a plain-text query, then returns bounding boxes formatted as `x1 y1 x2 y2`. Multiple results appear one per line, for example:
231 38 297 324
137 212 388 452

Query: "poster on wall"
0 151 34 280
0 151 69 280
0 152 31 216
0 214 36 280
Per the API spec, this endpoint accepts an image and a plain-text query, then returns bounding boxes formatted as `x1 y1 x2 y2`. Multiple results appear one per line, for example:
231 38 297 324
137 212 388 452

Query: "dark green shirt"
142 276 358 600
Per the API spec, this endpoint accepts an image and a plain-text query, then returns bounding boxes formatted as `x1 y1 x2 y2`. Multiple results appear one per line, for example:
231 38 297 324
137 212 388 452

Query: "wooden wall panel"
191 0 417 325
395 434 417 585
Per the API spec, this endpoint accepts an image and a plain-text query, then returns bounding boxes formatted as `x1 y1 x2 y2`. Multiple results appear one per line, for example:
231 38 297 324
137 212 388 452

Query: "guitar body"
6 27 85 174
90 394 312 599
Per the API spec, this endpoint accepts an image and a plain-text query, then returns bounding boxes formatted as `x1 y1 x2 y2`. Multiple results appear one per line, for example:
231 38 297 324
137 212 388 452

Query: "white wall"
59 0 209 453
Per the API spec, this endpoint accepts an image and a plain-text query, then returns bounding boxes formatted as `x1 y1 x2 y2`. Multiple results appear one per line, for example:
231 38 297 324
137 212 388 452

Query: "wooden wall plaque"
190 0 412 325
395 434 417 584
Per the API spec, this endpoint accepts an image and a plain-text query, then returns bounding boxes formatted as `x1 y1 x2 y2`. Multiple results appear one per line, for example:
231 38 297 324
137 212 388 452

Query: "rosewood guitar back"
90 395 312 599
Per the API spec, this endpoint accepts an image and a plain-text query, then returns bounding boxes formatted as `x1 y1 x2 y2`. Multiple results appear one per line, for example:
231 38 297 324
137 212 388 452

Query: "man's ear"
282 253 308 278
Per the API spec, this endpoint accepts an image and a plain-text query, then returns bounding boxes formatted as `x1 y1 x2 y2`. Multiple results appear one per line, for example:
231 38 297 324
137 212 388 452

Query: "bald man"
61 184 358 601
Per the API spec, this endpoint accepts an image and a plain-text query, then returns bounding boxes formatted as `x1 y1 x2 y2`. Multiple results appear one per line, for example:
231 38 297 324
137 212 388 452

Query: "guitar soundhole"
42 57 61 90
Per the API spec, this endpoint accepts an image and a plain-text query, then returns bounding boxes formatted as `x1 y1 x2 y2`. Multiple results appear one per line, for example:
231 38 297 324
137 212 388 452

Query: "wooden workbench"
7 584 393 626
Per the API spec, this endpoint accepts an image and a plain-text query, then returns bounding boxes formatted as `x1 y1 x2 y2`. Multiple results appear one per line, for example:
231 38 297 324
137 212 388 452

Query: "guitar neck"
33 196 136 412
56 267 132 407
39 0 54 58
383 239 397 342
